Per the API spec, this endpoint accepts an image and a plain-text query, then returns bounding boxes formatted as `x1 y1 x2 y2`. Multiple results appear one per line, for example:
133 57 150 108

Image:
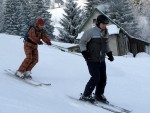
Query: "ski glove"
38 41 43 45
107 51 114 62
44 38 51 45
81 51 91 60
104 29 108 35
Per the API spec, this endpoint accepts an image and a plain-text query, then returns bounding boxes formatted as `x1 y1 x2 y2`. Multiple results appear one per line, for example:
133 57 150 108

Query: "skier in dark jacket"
79 15 114 103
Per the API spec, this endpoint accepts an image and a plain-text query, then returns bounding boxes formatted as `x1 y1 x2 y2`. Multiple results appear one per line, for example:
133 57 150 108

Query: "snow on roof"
76 24 120 40
96 4 110 12
76 32 84 39
52 40 77 48
107 24 120 35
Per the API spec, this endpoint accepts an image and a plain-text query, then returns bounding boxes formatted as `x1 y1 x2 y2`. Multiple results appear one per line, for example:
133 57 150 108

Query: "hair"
96 15 109 27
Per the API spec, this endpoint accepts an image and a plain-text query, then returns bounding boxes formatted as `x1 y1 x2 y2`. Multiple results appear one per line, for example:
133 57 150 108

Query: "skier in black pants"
79 15 114 103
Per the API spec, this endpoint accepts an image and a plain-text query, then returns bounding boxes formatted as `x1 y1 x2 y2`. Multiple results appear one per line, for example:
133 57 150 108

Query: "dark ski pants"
83 61 107 97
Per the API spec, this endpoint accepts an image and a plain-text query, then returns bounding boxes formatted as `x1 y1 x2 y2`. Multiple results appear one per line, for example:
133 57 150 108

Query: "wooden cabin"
75 8 150 56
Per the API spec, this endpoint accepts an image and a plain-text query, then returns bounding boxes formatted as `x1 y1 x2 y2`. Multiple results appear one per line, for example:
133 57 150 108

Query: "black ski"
4 69 51 86
96 101 132 113
68 96 125 113
101 102 132 113
91 94 131 113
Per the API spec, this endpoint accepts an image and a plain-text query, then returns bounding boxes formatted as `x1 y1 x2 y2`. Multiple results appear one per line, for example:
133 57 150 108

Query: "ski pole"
48 44 82 56
45 43 111 58
51 44 67 50
51 44 66 52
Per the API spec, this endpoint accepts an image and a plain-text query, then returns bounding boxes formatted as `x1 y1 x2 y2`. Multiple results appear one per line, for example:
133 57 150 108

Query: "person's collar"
35 25 43 31
95 26 102 31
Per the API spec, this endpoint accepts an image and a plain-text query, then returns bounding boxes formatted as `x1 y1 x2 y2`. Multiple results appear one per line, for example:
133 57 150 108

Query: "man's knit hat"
96 15 109 26
36 18 45 26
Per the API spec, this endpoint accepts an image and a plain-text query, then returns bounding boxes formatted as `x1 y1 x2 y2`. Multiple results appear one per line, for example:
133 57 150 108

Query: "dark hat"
36 18 45 26
96 15 109 26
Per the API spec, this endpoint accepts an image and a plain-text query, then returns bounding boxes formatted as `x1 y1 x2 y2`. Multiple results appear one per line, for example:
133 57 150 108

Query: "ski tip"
40 83 51 86
45 83 51 86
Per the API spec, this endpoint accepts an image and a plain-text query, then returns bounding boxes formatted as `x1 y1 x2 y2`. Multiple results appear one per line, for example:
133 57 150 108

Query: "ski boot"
94 94 109 103
15 71 25 79
79 94 95 103
24 71 32 79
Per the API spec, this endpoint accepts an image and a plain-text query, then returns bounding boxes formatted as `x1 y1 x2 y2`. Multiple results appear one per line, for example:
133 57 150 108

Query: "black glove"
38 41 43 45
81 51 91 60
107 51 114 61
104 29 108 35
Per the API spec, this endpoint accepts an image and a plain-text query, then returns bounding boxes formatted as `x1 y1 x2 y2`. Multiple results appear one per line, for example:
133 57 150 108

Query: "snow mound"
135 52 150 58
123 52 134 57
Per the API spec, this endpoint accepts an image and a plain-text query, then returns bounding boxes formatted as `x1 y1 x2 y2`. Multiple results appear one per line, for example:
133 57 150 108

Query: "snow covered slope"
0 34 150 113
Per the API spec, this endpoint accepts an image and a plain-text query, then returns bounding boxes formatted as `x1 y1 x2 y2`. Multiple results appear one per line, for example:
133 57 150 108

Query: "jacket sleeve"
41 30 51 43
41 31 47 42
79 30 92 52
105 37 111 53
101 29 111 53
28 27 37 43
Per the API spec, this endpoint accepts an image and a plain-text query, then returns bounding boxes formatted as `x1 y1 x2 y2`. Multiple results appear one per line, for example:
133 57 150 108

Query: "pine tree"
2 0 54 36
59 0 82 43
42 12 54 37
84 0 100 17
0 0 4 32
108 0 140 37
3 0 23 35
131 0 150 40
29 0 54 37
19 0 31 35
98 0 108 4
55 0 64 7
43 0 51 8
